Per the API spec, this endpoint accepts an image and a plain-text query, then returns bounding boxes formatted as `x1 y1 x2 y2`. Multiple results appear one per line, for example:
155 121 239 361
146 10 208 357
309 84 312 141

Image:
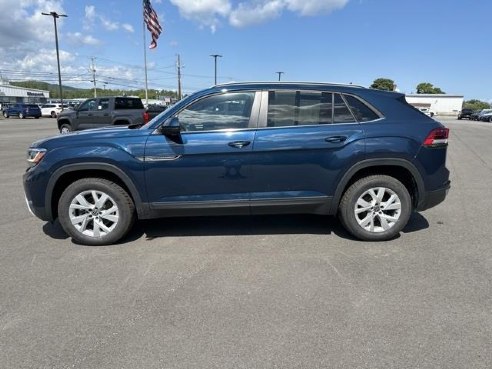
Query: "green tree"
370 78 395 91
463 99 490 111
416 82 445 94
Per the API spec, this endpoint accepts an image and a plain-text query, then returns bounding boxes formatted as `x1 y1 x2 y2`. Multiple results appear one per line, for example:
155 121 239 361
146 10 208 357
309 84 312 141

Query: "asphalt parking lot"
1 116 491 368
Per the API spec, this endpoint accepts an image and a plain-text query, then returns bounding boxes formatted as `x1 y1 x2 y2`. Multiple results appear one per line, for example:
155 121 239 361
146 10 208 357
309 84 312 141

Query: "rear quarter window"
344 95 380 122
114 98 144 109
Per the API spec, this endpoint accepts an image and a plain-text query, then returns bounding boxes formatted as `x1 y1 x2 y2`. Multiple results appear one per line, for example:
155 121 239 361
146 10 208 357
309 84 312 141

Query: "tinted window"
27 105 40 109
177 92 255 131
98 98 109 110
114 98 144 109
344 95 380 122
333 94 355 123
267 91 333 127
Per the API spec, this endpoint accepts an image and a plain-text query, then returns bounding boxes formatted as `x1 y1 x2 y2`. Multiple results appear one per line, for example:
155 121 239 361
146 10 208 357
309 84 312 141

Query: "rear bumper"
417 180 450 211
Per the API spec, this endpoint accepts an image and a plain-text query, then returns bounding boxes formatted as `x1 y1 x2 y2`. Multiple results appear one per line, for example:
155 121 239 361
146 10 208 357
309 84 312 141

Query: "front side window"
78 99 97 112
177 92 255 131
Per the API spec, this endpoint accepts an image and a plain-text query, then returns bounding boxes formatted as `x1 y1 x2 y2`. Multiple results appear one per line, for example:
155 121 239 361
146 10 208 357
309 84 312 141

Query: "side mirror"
160 117 182 143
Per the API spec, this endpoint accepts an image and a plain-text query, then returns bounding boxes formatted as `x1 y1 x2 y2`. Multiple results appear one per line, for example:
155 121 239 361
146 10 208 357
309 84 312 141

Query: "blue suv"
23 82 450 245
3 103 42 119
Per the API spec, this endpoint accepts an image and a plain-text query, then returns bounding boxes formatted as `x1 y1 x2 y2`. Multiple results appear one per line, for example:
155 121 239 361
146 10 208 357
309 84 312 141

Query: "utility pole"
41 11 67 108
91 57 97 98
276 71 284 81
210 54 222 85
176 54 182 100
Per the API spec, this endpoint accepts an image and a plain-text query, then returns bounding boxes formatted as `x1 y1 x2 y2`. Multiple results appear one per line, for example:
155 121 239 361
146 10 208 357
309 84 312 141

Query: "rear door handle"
228 141 251 149
325 136 347 143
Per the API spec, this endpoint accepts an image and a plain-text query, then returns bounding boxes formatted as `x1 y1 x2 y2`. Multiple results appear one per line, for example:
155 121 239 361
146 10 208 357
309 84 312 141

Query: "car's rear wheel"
19 112 25 119
59 123 72 134
50 111 56 118
3 111 8 118
339 175 412 241
58 178 135 246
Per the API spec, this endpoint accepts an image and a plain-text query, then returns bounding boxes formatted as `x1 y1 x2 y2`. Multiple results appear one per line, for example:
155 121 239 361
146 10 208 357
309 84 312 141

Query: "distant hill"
9 80 178 100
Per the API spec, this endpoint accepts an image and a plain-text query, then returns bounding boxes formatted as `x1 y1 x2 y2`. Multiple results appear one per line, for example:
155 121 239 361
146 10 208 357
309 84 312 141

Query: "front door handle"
325 136 347 143
228 141 251 149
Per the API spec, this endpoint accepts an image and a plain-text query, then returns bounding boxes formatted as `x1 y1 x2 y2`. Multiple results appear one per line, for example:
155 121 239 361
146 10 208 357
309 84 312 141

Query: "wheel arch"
46 163 146 221
330 159 425 214
57 118 71 130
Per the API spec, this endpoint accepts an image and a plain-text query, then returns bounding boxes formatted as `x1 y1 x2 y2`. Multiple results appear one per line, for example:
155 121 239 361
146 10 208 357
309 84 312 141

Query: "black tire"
338 175 412 241
3 111 8 118
59 123 72 134
57 178 135 245
50 111 56 118
19 112 25 119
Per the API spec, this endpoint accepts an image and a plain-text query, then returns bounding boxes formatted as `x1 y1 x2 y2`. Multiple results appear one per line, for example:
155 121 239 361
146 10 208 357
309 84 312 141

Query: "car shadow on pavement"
42 212 430 245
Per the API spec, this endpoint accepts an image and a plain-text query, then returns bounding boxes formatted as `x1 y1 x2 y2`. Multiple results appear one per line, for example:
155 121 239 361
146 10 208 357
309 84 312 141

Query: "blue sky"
0 0 490 102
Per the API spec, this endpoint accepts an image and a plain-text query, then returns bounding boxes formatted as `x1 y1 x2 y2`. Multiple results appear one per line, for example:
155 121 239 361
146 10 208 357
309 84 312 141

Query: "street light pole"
210 54 222 85
276 71 284 81
42 11 67 108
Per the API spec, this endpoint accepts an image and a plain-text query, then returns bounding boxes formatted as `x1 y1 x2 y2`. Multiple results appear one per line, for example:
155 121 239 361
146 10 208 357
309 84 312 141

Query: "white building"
0 81 50 108
405 94 463 116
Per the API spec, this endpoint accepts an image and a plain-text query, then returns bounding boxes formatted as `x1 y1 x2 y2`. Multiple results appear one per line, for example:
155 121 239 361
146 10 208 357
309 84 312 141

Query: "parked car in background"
3 103 41 119
475 109 492 121
479 111 492 122
419 107 435 117
41 103 68 118
56 96 147 133
144 104 167 121
24 82 451 245
457 108 474 120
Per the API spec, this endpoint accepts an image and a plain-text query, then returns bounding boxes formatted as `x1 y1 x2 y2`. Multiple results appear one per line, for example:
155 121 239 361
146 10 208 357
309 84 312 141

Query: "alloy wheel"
354 187 402 233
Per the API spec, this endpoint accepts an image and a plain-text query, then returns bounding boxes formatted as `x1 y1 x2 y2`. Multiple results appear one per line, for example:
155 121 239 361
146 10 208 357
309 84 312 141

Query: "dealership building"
405 94 463 116
0 81 50 108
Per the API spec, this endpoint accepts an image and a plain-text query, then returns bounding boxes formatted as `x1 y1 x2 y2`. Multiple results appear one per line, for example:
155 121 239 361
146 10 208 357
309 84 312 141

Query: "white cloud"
170 0 349 30
170 0 231 32
229 1 283 27
67 32 102 46
122 24 135 33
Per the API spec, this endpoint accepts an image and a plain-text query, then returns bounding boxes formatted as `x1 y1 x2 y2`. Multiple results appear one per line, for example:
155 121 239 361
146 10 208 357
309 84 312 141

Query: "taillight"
143 111 149 123
423 127 449 147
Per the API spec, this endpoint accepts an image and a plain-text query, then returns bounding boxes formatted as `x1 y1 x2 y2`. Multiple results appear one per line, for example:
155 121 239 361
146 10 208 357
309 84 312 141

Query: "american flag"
144 0 162 49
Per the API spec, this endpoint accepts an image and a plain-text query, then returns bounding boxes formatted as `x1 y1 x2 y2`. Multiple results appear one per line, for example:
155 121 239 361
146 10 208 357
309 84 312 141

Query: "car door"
75 99 98 129
91 98 110 127
249 90 366 214
143 91 260 214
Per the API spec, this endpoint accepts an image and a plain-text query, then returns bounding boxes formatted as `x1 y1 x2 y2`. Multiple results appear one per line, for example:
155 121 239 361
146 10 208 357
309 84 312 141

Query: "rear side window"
27 104 39 109
114 98 144 109
344 95 380 122
333 94 355 123
267 91 333 127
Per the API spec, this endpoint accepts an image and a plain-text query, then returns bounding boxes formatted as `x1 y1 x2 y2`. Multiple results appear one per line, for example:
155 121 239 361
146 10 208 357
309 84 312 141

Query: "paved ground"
0 116 491 369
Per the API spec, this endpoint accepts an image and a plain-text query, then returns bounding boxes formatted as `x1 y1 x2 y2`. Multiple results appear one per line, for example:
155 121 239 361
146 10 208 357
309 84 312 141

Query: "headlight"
27 148 46 168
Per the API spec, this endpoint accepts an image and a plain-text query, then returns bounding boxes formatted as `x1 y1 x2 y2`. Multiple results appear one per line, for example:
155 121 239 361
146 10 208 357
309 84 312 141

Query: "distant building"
405 94 463 116
0 80 50 106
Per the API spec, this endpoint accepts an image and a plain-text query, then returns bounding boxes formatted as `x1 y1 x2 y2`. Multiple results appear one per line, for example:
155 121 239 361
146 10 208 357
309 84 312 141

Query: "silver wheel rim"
354 187 402 233
61 127 70 134
69 190 120 238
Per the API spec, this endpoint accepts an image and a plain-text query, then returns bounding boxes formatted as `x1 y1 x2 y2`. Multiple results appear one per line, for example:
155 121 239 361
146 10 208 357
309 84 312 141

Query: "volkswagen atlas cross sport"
23 82 450 245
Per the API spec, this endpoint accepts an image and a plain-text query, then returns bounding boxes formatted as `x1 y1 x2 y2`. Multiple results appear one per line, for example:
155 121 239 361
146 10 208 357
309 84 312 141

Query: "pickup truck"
57 96 146 133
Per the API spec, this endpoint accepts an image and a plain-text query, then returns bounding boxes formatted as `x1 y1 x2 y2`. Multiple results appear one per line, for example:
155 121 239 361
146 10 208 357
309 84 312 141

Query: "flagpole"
142 1 149 106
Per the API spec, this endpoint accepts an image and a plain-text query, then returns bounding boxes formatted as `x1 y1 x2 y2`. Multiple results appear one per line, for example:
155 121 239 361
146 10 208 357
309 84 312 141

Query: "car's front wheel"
59 123 72 134
19 112 25 119
339 175 412 241
58 178 135 245
3 111 8 118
